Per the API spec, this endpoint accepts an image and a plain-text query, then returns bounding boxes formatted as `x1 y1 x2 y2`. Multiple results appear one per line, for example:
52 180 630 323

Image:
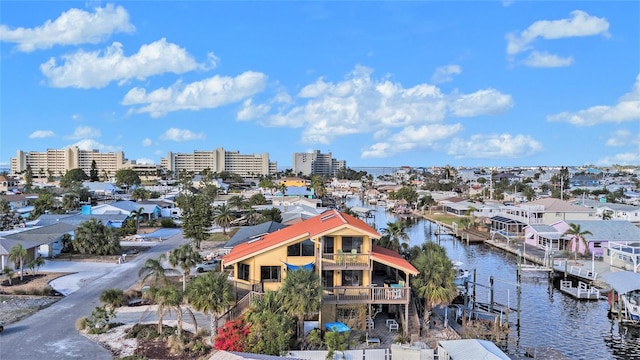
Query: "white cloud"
0 3 134 52
605 129 631 147
596 152 640 166
362 124 463 158
449 89 514 117
547 74 640 126
65 126 101 140
66 139 119 152
506 10 609 55
257 65 512 145
237 98 271 121
448 134 543 159
135 158 155 165
41 38 203 89
159 128 205 142
28 130 55 139
123 71 268 117
142 138 153 147
431 64 462 84
522 51 574 68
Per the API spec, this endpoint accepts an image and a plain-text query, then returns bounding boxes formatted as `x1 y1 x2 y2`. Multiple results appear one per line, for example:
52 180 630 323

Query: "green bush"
160 218 177 228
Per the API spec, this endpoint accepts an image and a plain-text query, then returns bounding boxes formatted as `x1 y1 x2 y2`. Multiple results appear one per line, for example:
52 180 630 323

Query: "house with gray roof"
0 222 75 269
222 221 287 253
524 224 563 252
32 213 128 228
90 200 160 221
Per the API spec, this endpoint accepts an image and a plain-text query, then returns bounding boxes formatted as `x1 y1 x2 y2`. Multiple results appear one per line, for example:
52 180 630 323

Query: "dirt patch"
0 295 60 324
0 272 70 294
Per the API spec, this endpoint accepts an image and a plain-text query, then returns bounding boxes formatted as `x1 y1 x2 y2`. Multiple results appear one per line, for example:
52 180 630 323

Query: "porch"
322 285 410 305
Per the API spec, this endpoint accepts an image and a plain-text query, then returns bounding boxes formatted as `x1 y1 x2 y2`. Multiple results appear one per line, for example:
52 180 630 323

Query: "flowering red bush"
214 317 251 351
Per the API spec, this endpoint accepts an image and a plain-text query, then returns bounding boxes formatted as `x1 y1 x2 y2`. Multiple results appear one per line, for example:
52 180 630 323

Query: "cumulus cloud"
596 152 640 166
547 74 640 126
237 98 271 121
448 134 543 159
142 138 153 147
256 65 512 145
449 89 514 117
41 38 203 89
66 139 119 152
159 128 205 142
0 3 134 52
605 129 632 147
65 126 101 140
123 71 268 117
362 123 463 158
522 51 574 68
431 64 461 84
29 130 55 139
506 10 609 55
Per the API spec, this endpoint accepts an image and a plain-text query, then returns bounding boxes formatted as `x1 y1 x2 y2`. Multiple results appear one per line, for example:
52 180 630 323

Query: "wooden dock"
559 280 600 300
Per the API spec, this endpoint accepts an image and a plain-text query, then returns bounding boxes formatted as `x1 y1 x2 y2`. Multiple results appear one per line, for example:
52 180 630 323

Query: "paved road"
0 232 189 359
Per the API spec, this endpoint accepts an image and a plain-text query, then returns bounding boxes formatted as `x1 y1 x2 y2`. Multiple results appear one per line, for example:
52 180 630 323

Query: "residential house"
0 175 20 194
278 177 308 188
90 200 160 221
221 221 287 255
32 213 128 229
0 222 75 268
222 210 419 336
573 199 640 224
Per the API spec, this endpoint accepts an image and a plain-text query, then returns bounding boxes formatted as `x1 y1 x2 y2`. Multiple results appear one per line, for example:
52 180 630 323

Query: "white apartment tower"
11 147 128 178
161 148 276 177
292 150 346 176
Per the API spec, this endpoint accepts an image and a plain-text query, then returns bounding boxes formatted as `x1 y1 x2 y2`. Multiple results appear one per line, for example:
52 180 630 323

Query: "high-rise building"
10 147 130 178
292 150 346 176
161 148 276 177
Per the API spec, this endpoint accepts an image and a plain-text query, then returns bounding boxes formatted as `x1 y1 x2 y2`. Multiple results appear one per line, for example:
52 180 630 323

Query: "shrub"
160 218 177 228
76 317 89 331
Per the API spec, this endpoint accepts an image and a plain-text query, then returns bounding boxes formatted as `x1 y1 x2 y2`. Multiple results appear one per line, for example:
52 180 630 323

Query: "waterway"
345 198 640 360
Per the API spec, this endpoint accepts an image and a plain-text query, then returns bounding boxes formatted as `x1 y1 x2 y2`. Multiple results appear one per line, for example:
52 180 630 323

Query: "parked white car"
195 259 220 273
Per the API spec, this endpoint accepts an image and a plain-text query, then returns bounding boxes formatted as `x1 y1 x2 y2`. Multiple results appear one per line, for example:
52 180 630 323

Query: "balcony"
322 285 409 305
321 252 371 270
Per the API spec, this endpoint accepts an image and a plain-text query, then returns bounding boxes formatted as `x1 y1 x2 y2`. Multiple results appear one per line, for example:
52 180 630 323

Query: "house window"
238 263 250 281
287 239 315 256
261 266 281 283
323 236 334 254
342 270 362 286
342 237 363 252
322 270 334 288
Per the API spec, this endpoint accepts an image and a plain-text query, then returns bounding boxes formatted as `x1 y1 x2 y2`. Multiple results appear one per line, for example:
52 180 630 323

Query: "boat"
602 271 640 325
452 261 471 286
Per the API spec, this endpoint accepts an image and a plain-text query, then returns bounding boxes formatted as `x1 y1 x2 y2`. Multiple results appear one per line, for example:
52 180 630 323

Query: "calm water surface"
347 199 640 360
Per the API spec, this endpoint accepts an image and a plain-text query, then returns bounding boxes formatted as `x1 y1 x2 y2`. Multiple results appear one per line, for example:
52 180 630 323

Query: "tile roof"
223 209 380 266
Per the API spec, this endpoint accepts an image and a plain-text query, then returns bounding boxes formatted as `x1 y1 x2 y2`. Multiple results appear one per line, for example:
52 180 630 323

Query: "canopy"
325 322 351 333
602 271 640 294
283 261 315 271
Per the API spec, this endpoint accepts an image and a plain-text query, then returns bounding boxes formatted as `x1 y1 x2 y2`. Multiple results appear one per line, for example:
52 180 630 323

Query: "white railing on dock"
560 280 600 299
554 260 597 281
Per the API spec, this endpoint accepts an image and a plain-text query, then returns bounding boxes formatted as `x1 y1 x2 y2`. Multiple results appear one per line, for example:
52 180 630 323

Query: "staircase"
217 291 262 327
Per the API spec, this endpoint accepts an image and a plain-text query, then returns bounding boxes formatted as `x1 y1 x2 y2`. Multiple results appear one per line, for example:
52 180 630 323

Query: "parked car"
195 259 220 273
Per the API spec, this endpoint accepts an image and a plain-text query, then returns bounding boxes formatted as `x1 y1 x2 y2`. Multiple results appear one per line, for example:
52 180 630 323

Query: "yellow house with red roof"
222 209 419 335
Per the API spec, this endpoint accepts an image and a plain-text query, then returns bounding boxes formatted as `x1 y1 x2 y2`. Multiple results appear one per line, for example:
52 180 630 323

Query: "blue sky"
1 1 639 170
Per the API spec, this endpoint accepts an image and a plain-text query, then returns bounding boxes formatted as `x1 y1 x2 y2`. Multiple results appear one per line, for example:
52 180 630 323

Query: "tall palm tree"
380 221 410 253
130 207 145 233
9 244 28 281
279 269 321 347
138 254 177 287
562 223 593 259
169 244 201 292
187 271 234 344
411 242 457 326
213 204 235 235
147 286 197 336
227 195 248 210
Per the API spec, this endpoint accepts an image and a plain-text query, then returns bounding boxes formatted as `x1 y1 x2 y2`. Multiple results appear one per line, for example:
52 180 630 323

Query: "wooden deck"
559 280 600 300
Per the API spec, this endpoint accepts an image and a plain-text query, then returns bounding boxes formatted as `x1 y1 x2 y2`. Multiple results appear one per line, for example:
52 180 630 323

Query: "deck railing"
608 242 640 255
322 285 409 304
321 253 371 270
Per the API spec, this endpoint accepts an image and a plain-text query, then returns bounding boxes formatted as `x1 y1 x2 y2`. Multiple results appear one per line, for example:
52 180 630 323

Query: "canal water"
346 199 640 360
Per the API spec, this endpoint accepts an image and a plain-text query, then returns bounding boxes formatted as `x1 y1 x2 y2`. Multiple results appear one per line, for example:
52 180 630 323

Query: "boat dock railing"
554 260 598 281
560 280 600 300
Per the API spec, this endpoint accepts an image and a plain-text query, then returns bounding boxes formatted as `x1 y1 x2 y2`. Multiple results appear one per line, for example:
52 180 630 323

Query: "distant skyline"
1 2 639 169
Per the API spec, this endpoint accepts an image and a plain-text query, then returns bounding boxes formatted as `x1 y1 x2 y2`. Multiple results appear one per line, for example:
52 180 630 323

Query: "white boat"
452 261 471 286
603 271 640 324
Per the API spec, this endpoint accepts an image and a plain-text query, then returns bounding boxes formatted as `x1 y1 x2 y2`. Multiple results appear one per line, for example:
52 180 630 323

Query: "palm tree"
32 257 45 275
187 271 233 344
244 290 295 355
279 269 321 347
213 204 235 235
380 221 410 253
601 212 612 220
411 242 457 327
9 243 28 281
562 223 593 259
147 286 197 336
228 195 248 210
100 288 125 311
138 254 177 287
2 267 14 285
130 207 145 233
169 244 201 292
62 193 80 213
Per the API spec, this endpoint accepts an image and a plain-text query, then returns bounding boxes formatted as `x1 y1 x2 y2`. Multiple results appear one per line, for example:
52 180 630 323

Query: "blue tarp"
325 322 351 333
284 261 315 271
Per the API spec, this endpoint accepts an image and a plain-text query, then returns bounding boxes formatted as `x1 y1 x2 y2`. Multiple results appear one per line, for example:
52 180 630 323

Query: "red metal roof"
222 209 381 266
371 244 419 275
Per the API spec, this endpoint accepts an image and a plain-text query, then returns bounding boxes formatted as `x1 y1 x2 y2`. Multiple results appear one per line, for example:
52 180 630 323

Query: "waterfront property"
603 271 640 324
222 209 419 336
